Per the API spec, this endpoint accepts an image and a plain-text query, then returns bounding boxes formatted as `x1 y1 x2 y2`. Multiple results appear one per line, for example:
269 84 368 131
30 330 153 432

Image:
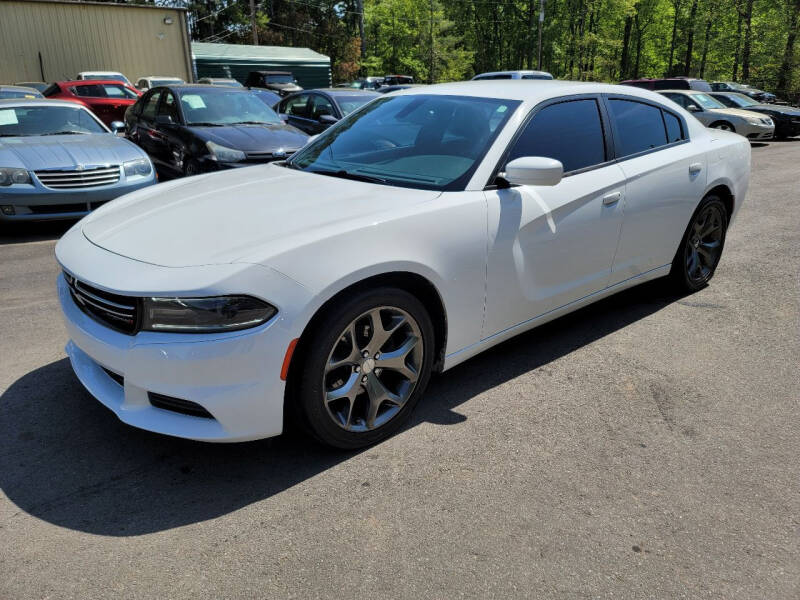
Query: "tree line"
172 0 800 98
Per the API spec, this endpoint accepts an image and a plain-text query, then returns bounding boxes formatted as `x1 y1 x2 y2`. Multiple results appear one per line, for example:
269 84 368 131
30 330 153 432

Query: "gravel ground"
0 140 798 599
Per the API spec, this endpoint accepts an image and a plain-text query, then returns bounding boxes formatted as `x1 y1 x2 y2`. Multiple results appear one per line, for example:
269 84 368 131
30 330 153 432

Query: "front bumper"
737 121 774 141
0 172 155 222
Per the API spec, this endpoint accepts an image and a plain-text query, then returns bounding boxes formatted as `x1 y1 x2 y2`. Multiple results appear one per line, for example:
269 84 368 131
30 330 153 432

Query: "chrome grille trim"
64 272 138 334
36 166 121 189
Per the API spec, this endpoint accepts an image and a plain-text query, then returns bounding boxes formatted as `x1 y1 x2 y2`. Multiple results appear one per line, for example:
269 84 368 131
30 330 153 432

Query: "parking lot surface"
1 141 798 599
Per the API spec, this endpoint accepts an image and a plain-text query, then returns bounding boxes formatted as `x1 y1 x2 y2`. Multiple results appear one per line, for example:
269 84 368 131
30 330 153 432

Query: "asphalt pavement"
1 140 798 599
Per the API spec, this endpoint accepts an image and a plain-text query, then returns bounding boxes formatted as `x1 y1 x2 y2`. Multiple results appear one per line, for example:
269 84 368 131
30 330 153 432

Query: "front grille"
148 392 214 419
35 166 120 189
64 272 139 334
28 203 87 214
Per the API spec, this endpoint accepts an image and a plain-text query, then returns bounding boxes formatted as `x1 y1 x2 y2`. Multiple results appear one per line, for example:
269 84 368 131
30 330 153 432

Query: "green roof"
191 42 329 64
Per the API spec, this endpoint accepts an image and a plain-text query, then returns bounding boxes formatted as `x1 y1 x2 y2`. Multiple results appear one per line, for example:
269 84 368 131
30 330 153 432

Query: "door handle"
689 162 703 175
602 192 621 206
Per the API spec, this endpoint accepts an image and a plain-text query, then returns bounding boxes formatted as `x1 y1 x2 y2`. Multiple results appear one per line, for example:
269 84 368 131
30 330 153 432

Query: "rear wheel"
183 159 200 177
293 287 435 449
669 196 728 292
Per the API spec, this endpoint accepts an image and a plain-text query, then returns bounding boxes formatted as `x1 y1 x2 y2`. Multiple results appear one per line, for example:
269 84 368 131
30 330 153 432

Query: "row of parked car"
1 68 798 225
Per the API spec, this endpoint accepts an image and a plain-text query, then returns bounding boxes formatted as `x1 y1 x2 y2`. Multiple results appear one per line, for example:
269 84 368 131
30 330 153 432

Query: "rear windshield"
266 74 294 84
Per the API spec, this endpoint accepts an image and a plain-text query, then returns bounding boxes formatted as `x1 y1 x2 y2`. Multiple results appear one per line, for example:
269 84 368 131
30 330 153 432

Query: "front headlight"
0 167 31 186
123 158 152 177
141 296 277 333
206 141 246 163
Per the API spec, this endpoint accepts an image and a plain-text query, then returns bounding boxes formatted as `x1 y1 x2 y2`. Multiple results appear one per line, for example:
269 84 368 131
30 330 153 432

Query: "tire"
710 121 735 133
292 287 435 449
183 159 200 177
669 195 728 293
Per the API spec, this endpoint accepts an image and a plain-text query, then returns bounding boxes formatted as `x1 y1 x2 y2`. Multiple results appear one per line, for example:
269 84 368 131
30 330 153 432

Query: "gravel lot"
1 141 798 599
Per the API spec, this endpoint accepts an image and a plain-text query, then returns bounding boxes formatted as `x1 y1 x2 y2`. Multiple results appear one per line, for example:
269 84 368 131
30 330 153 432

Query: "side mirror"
686 104 701 112
319 114 338 125
155 114 173 125
110 121 125 134
504 156 563 187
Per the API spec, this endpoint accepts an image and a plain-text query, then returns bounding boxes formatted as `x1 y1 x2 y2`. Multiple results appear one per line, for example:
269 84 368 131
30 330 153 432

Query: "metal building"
192 42 331 89
0 0 192 84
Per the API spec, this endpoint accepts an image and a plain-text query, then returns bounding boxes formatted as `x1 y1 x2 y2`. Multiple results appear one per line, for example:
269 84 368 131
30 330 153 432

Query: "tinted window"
141 91 162 119
507 99 606 173
608 99 667 157
158 91 180 123
663 111 683 143
653 79 688 90
311 95 335 119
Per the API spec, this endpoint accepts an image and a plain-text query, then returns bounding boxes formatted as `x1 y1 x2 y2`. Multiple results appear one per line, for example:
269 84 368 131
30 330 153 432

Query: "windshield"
82 74 129 84
690 93 725 109
266 74 294 84
0 105 106 136
335 94 378 115
727 93 759 107
288 94 520 191
0 89 42 99
180 90 282 125
151 78 184 87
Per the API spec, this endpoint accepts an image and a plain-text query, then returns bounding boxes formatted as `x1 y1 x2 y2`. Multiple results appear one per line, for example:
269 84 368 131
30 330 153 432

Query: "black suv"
245 71 302 96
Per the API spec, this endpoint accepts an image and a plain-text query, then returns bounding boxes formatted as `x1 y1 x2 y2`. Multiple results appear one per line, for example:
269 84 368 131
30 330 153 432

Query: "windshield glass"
0 105 106 136
335 94 378 115
179 90 282 125
690 93 725 109
83 74 128 84
728 93 758 107
266 74 293 84
152 79 183 87
0 89 42 99
288 94 520 191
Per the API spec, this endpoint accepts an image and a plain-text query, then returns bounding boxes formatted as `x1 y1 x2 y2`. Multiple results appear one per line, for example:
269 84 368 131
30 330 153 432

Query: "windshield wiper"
41 131 88 136
187 122 224 127
310 168 387 184
229 121 274 126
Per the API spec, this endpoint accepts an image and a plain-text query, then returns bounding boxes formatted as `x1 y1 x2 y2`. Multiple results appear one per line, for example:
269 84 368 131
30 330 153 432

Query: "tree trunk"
741 0 754 81
776 0 800 98
667 0 683 76
634 14 643 78
620 14 633 80
527 0 536 69
732 2 743 80
699 9 714 78
683 0 699 75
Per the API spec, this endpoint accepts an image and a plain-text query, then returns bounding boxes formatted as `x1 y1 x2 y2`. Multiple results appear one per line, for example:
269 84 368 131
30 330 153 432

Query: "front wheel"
293 288 435 449
669 196 728 292
710 121 735 133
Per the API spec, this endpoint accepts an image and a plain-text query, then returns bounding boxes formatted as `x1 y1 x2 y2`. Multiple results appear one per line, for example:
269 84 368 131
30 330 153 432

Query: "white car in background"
76 71 132 86
135 76 185 91
659 89 774 141
472 70 553 80
55 81 750 448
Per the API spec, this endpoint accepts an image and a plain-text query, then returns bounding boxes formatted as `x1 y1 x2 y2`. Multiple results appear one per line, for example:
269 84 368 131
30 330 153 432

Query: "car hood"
81 163 441 268
0 133 146 169
189 123 308 152
711 107 771 120
746 104 800 117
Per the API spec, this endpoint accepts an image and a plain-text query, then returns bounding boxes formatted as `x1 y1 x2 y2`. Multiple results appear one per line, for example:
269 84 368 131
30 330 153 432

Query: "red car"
43 80 140 126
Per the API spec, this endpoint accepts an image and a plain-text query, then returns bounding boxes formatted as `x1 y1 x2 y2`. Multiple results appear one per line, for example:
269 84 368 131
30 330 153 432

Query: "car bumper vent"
35 166 121 189
148 392 214 419
64 272 139 334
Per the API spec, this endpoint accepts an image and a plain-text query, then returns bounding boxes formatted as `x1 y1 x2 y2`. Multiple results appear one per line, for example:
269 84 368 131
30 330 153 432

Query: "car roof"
0 85 42 92
57 79 134 86
657 89 706 94
79 71 124 75
0 98 94 109
252 71 291 75
159 84 249 93
141 76 183 80
391 80 668 104
313 88 381 95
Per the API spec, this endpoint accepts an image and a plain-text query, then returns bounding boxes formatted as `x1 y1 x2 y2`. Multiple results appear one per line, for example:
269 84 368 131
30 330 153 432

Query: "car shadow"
0 219 75 245
0 279 686 536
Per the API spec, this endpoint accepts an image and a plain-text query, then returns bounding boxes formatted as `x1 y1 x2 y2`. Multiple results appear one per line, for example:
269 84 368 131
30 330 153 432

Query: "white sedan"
55 81 750 448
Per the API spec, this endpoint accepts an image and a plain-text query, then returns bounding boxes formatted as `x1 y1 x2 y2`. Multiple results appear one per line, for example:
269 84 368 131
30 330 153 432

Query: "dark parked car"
339 77 386 90
274 88 380 135
44 80 141 126
711 81 776 103
383 74 413 85
0 85 44 99
244 71 302 96
709 91 800 138
197 77 244 88
13 82 49 93
124 84 308 177
620 77 712 92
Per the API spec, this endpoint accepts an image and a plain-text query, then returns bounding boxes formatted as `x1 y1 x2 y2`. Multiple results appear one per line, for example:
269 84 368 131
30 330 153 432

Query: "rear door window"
608 99 668 157
283 94 311 118
141 90 162 120
506 98 606 174
158 91 180 123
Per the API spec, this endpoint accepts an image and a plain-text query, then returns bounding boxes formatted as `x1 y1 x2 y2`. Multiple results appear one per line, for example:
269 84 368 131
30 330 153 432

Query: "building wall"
0 0 192 84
